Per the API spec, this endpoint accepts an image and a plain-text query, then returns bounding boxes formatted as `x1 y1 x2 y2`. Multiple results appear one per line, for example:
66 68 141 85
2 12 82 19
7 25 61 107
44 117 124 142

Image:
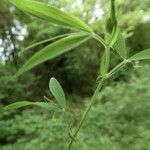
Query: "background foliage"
0 0 150 149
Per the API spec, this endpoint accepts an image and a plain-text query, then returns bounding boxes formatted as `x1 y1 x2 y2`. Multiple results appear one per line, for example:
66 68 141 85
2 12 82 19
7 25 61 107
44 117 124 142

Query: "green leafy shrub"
0 64 149 150
2 0 150 149
80 64 150 150
0 109 68 150
0 63 40 104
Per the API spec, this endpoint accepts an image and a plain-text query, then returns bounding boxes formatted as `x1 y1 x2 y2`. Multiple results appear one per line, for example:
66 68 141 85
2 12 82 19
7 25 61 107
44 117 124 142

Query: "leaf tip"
49 77 57 86
50 77 55 81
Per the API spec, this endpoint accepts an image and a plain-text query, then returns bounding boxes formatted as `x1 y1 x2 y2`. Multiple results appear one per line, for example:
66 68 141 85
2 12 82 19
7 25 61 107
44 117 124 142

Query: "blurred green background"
0 0 150 149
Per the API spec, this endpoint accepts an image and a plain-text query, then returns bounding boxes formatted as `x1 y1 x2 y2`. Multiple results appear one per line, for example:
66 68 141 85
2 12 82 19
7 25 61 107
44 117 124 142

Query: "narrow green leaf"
114 32 126 59
16 33 90 76
100 46 110 78
92 34 106 48
9 0 93 32
109 27 120 47
49 77 66 109
33 102 61 111
19 33 75 56
3 101 32 111
100 52 107 77
3 101 61 112
129 48 150 61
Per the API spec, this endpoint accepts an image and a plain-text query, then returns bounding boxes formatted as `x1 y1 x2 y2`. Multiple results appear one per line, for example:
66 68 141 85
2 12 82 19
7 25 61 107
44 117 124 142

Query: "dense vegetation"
1 65 150 150
0 0 150 149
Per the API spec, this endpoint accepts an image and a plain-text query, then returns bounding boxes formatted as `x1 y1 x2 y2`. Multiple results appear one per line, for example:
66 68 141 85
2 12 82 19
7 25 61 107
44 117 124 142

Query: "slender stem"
68 80 105 150
104 46 110 75
107 59 129 77
110 0 116 23
67 1 118 149
43 96 60 107
67 59 129 150
92 33 107 48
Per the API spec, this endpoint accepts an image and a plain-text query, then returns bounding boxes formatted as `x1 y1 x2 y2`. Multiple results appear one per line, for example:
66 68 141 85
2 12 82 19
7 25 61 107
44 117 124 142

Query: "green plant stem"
104 46 110 76
93 34 110 78
107 59 129 77
68 34 109 149
92 33 107 48
110 0 116 22
68 79 105 150
68 1 117 149
67 59 129 150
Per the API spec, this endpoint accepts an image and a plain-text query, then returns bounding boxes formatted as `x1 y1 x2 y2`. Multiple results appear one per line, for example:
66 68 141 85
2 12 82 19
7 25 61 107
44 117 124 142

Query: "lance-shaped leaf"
49 77 66 110
19 33 75 56
100 46 110 78
3 101 61 112
33 102 61 111
3 101 32 111
129 48 150 61
100 52 107 77
9 0 93 32
109 27 120 47
114 32 126 59
16 33 90 76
